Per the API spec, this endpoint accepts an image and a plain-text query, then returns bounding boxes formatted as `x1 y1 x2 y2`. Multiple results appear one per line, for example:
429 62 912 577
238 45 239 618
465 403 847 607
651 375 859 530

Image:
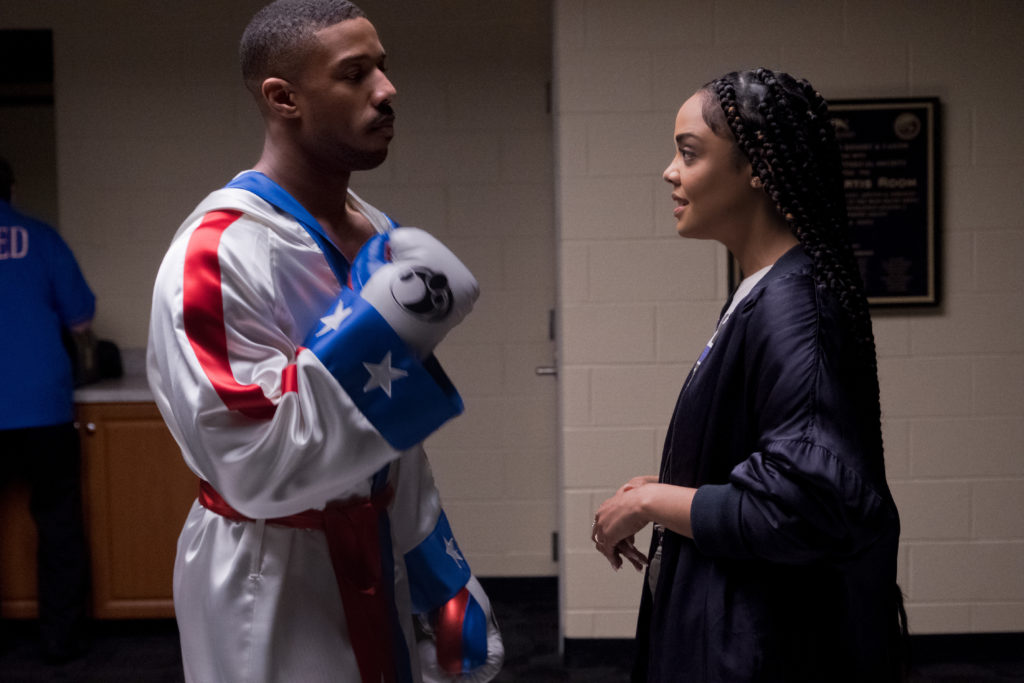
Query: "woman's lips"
672 196 688 218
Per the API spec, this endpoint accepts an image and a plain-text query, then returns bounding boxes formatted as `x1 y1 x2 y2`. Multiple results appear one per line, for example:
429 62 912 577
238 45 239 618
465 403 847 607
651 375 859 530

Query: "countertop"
74 373 154 404
73 347 154 404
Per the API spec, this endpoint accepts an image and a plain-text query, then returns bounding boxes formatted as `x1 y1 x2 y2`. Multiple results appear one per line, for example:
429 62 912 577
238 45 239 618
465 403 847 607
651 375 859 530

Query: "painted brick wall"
555 0 1024 637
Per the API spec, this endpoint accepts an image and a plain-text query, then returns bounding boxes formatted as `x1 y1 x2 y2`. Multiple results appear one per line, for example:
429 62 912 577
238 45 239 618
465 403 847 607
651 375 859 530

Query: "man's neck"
253 155 374 263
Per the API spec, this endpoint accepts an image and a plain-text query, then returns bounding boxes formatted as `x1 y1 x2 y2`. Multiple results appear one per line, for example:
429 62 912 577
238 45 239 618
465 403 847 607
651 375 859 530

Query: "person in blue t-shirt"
0 156 94 663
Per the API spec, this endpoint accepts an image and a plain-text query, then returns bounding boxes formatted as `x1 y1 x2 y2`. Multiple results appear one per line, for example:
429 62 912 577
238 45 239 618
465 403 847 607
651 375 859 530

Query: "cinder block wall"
353 0 559 577
555 0 1024 637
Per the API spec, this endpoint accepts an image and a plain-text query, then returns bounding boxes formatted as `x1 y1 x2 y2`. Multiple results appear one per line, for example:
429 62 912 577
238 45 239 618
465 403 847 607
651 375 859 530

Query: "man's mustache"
373 102 395 123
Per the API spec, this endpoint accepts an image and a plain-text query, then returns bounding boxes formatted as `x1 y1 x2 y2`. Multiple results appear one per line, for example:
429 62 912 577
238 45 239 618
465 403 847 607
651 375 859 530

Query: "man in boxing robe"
146 2 502 681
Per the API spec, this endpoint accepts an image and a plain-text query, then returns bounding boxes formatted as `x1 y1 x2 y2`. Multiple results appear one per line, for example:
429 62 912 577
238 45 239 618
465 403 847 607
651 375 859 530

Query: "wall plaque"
831 97 940 306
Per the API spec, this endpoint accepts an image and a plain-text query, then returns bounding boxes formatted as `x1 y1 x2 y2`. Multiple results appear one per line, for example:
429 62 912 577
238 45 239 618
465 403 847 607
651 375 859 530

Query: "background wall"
0 105 57 227
0 29 58 226
0 0 558 578
555 0 1024 638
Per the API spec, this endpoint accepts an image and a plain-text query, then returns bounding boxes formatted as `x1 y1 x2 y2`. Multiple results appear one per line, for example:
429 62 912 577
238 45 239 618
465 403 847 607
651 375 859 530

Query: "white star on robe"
315 303 352 337
445 536 465 567
362 351 409 398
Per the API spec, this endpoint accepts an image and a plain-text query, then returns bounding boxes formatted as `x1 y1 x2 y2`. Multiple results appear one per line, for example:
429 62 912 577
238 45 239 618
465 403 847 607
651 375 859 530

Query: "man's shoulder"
0 202 56 233
170 186 302 247
190 185 282 223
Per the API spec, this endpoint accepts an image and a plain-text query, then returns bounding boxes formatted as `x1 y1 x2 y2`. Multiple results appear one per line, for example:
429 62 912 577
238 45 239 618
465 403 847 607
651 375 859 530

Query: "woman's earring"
750 176 763 189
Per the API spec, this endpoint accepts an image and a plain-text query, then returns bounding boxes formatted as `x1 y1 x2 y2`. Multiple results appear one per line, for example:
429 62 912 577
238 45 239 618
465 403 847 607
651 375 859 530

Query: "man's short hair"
240 0 366 98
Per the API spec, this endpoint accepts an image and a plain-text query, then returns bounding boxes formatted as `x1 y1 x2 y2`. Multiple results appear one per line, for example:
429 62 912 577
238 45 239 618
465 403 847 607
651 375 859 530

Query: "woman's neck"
729 214 799 277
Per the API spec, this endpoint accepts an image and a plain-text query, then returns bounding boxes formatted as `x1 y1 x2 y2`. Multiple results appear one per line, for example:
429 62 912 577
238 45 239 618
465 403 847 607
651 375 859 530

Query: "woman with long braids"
592 69 906 682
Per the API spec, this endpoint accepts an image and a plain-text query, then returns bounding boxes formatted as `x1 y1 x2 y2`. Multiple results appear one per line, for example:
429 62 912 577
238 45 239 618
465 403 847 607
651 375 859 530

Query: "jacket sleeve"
147 209 460 518
690 273 897 565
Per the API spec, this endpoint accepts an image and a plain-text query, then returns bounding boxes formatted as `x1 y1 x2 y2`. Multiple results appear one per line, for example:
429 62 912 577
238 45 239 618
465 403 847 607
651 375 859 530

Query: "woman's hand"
592 477 656 571
618 475 658 494
593 477 698 570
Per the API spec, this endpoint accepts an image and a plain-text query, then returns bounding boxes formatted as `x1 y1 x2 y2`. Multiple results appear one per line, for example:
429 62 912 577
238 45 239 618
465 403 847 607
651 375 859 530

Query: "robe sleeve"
388 449 473 613
147 209 459 518
690 272 897 564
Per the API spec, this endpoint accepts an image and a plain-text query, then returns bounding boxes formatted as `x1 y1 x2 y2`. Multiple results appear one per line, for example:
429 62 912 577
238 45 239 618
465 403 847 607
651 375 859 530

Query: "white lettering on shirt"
0 225 29 259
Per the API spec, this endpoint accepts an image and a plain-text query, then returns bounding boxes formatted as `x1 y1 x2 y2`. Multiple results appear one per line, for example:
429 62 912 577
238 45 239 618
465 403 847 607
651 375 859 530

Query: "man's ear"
261 77 300 118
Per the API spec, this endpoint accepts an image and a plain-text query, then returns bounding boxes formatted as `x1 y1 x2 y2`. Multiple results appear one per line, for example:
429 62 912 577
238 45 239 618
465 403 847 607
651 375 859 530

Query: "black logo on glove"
390 266 453 321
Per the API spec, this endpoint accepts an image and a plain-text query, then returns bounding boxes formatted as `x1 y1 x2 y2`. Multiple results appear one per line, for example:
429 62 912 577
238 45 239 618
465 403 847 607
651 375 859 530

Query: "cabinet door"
79 402 197 618
0 481 39 618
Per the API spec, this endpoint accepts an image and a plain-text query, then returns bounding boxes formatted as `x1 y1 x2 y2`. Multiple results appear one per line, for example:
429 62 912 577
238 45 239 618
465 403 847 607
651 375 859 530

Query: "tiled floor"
1 579 1022 682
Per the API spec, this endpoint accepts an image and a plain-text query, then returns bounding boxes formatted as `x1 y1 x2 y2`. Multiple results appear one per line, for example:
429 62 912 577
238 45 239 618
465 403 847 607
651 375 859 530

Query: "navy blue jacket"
634 246 901 682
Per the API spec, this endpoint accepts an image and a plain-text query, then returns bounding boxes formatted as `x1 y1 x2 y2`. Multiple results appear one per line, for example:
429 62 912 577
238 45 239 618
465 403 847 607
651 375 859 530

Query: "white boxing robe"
147 173 482 683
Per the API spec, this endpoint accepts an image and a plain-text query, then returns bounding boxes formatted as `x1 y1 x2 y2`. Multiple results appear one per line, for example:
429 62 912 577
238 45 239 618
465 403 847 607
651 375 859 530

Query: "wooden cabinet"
0 402 196 619
80 402 197 618
0 480 39 618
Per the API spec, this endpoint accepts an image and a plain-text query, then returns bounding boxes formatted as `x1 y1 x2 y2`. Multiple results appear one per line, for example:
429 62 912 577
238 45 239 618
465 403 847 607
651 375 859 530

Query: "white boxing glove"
355 228 479 359
416 575 504 683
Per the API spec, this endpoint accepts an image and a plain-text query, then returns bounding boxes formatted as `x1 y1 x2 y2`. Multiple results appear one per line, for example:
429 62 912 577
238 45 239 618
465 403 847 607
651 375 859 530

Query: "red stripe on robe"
182 210 297 419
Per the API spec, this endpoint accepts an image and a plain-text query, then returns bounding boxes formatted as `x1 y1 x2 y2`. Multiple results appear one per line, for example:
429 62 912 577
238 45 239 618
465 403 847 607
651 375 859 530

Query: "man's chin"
347 147 389 172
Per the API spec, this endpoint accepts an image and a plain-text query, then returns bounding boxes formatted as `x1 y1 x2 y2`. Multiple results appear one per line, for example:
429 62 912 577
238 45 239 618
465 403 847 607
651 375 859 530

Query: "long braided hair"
704 69 882 452
703 68 908 679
